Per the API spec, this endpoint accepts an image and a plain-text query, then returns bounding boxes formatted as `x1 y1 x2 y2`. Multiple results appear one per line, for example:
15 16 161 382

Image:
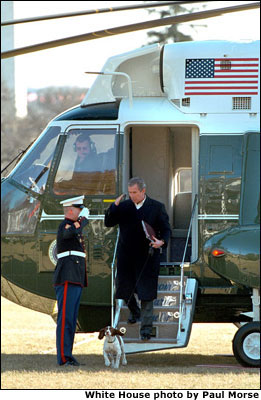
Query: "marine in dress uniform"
53 195 89 366
105 177 171 340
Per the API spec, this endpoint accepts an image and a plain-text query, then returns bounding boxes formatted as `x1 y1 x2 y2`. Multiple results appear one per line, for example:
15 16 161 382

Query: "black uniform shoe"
63 360 80 366
62 360 85 366
141 333 151 341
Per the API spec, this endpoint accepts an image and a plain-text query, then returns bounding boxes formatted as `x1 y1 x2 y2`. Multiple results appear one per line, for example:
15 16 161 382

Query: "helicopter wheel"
232 321 260 367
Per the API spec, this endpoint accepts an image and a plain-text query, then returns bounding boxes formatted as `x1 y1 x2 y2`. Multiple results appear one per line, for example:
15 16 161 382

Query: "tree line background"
1 82 87 174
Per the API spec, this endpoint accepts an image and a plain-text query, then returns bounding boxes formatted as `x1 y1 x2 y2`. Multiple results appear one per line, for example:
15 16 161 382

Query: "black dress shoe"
141 333 151 341
63 360 85 366
127 313 140 324
63 360 80 366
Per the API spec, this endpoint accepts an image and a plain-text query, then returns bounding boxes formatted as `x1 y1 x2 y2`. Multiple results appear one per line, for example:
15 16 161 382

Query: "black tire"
232 321 260 367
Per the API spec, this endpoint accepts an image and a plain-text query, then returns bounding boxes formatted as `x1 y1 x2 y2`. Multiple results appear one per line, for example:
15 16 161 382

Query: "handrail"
110 227 120 327
113 299 124 328
177 194 198 338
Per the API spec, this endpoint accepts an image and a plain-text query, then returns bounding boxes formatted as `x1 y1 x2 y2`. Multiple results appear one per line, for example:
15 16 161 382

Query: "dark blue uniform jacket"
53 217 88 287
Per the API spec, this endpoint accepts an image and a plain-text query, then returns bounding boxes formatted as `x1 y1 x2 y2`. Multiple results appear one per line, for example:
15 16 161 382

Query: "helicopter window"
174 168 192 196
12 126 61 194
53 129 117 196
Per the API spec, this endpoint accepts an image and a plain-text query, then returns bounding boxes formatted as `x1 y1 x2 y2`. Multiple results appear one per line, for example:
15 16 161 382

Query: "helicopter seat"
171 192 192 262
99 148 115 171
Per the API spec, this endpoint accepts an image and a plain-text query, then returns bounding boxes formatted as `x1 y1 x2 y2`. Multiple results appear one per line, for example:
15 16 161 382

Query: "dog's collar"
107 336 116 343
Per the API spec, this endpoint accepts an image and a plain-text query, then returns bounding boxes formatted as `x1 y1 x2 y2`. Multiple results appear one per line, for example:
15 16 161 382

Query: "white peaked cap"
60 195 85 208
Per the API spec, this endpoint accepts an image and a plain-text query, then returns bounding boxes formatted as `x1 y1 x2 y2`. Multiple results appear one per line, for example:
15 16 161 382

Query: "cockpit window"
53 128 117 195
12 126 61 194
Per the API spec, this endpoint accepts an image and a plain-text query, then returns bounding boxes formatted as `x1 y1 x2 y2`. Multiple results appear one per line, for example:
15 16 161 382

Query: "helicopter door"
126 125 198 264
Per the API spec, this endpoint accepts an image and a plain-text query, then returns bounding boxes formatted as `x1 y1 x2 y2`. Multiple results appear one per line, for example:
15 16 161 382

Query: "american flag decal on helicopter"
184 58 259 95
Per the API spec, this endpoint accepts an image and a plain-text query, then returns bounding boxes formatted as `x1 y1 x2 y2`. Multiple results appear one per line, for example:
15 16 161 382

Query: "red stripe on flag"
185 81 258 84
215 64 259 67
185 92 258 95
215 69 258 73
215 58 259 61
214 75 258 78
185 86 257 89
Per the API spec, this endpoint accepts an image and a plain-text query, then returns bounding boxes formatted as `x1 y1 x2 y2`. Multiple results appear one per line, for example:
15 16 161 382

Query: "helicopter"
1 1 260 368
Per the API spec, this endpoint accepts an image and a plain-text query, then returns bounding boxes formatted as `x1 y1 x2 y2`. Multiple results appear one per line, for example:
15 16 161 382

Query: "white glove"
78 207 90 219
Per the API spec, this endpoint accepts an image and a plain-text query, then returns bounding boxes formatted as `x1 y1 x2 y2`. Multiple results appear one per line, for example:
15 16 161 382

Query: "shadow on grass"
1 353 259 374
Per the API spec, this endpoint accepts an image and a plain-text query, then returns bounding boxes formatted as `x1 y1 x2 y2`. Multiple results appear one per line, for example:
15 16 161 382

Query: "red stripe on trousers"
60 281 68 364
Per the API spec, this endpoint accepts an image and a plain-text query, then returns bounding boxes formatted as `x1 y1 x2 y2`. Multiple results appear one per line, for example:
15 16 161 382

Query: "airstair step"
120 292 181 307
119 322 179 341
154 294 180 307
119 305 180 322
123 341 179 354
159 265 190 276
123 338 178 344
119 295 182 317
157 277 186 291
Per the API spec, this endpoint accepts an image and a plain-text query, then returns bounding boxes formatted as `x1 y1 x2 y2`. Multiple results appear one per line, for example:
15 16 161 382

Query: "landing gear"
232 321 260 367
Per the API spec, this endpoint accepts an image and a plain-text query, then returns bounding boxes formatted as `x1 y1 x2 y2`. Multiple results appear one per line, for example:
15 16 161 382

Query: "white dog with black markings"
98 326 127 368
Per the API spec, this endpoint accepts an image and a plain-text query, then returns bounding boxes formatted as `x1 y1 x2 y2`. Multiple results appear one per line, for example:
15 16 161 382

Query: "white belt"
57 251 86 259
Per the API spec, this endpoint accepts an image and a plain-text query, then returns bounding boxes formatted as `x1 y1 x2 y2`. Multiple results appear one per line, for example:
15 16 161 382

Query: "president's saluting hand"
115 193 126 206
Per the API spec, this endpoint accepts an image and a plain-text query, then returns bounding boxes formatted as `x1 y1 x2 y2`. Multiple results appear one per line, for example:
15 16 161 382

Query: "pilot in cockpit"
72 134 100 175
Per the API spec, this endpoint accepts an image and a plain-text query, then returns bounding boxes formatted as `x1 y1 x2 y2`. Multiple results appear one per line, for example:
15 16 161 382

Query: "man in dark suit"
105 177 171 340
53 195 89 366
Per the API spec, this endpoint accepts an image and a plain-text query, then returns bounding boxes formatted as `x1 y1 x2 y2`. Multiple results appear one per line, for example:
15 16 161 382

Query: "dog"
98 326 127 368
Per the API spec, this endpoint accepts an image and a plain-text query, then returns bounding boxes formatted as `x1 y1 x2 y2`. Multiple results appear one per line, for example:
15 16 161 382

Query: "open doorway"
123 124 198 264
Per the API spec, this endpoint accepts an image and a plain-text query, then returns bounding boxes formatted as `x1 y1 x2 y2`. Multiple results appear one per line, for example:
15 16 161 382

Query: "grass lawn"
1 297 260 390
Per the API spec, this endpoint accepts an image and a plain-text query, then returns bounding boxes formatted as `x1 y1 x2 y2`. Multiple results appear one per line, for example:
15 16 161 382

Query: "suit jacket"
105 196 171 301
53 217 88 287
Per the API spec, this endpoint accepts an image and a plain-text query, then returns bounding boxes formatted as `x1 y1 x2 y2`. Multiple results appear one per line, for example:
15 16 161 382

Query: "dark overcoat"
53 217 88 287
105 196 171 301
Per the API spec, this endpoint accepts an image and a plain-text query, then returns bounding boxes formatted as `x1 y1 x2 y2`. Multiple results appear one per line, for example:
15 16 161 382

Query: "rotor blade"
1 2 259 59
1 1 207 26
